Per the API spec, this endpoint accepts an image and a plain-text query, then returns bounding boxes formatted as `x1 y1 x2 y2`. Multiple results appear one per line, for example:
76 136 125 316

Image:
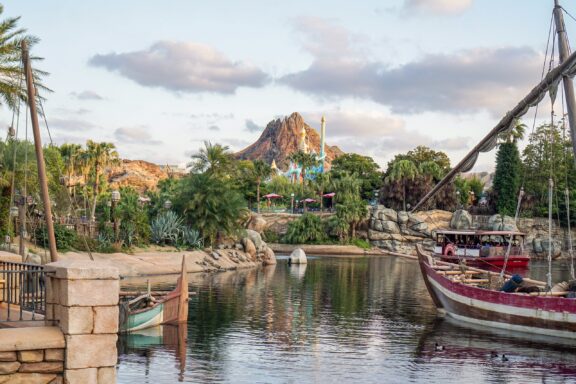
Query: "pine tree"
493 142 521 216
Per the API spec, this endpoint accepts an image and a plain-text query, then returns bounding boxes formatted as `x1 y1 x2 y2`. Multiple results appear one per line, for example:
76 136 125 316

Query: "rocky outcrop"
107 160 180 193
450 209 472 230
368 205 443 254
235 112 344 169
488 214 518 231
238 229 276 265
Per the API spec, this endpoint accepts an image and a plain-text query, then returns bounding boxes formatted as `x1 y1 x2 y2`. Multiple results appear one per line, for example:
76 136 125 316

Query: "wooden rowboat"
119 257 189 332
416 244 576 339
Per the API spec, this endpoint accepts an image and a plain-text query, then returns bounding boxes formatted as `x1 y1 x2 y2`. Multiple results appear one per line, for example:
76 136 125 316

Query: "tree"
59 143 82 196
499 118 526 144
493 142 521 216
312 172 331 212
331 153 383 200
384 159 419 211
252 160 273 213
331 172 367 238
189 141 233 177
85 140 119 221
0 5 48 110
175 173 248 246
388 145 450 175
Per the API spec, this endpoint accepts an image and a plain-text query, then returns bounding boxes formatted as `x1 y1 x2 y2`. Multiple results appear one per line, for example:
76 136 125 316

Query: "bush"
262 229 280 243
34 224 77 251
150 211 182 245
179 227 203 249
284 213 326 244
350 238 371 249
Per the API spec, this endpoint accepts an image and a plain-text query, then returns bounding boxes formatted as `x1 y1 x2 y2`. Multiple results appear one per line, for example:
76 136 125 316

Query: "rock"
234 243 243 250
532 238 543 254
450 209 472 230
289 248 307 264
381 220 401 234
487 214 518 231
373 220 384 232
262 247 277 265
242 238 257 260
541 239 562 259
397 211 409 225
247 214 267 234
409 222 429 234
377 208 397 222
245 229 263 249
210 251 220 260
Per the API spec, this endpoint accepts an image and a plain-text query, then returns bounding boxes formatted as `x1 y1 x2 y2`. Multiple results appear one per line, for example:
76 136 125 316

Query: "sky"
0 0 573 172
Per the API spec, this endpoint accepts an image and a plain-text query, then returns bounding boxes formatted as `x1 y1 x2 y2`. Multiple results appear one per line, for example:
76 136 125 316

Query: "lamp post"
374 190 379 206
290 193 295 214
111 190 121 241
164 199 172 210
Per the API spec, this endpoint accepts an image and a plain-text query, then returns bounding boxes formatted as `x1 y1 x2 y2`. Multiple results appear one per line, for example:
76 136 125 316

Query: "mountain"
235 112 344 169
107 160 185 193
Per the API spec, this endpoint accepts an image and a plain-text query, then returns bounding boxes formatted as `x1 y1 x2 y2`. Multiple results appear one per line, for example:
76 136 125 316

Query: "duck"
490 351 498 358
434 342 445 351
501 354 509 362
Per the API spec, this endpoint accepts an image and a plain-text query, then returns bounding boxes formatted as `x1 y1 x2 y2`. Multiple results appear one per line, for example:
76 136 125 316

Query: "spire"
298 125 308 153
320 116 326 171
271 159 278 172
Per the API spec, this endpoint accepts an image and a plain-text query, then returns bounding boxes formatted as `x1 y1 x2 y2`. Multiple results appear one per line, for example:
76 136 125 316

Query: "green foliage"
331 172 367 239
384 159 419 211
179 227 203 249
115 187 150 247
34 224 77 251
350 238 371 249
262 229 280 243
284 213 326 244
175 173 248 246
188 141 233 176
150 210 183 245
493 142 521 216
331 153 383 200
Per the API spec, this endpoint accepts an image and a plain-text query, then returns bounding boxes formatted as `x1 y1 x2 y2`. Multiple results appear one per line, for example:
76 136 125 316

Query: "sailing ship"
414 0 576 338
119 257 189 332
433 229 530 269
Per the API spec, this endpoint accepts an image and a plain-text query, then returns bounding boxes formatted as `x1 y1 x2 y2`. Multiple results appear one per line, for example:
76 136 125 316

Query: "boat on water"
119 257 189 332
411 0 576 338
417 244 576 338
434 229 530 269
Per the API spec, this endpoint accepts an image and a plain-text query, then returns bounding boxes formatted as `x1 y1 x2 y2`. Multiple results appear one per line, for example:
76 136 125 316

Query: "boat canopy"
435 229 525 236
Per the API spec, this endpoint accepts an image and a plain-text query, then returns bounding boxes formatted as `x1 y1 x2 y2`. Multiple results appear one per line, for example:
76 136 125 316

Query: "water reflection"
118 257 576 383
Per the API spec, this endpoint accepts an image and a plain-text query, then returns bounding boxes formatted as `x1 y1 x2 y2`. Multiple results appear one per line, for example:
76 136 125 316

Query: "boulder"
487 214 518 231
242 238 257 260
450 209 472 230
409 222 429 234
373 220 384 232
262 246 277 265
378 208 398 222
532 238 543 254
541 239 562 259
397 211 409 225
245 229 263 249
247 214 267 234
289 248 307 264
381 220 401 234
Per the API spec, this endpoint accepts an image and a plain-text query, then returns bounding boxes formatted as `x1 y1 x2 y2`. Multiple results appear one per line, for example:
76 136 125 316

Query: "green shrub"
150 211 182 245
284 213 326 244
34 224 77 251
179 226 203 249
262 229 280 243
350 238 371 249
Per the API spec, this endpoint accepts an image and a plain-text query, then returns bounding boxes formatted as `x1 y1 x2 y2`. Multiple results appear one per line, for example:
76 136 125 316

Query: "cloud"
208 125 220 131
114 126 162 145
282 19 541 116
49 117 98 131
245 119 264 133
89 41 270 94
190 112 234 120
403 0 473 15
70 90 104 100
301 111 405 138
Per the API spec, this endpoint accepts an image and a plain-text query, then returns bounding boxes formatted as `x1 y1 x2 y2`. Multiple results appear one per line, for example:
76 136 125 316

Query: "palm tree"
252 160 273 213
59 143 82 196
418 161 443 182
0 5 48 110
499 118 527 144
188 141 233 177
288 150 319 184
85 140 119 221
331 172 366 238
385 159 419 211
313 172 331 212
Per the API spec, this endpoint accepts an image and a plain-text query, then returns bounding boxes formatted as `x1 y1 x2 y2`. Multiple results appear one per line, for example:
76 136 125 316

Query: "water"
117 256 576 383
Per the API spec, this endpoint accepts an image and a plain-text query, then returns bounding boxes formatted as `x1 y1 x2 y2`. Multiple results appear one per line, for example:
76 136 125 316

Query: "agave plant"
150 211 183 245
179 226 203 249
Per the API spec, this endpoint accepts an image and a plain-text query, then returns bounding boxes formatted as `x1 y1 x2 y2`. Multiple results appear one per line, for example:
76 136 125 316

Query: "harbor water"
118 256 576 383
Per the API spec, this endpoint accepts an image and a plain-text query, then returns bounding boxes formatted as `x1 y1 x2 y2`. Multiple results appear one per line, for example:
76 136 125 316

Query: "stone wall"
45 260 119 383
0 327 65 383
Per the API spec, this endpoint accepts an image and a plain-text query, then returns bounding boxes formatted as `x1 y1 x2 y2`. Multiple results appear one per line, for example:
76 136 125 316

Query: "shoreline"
268 243 385 256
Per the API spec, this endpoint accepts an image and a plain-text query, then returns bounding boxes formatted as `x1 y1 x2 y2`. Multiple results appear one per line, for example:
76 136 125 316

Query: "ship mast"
21 41 58 262
554 0 576 161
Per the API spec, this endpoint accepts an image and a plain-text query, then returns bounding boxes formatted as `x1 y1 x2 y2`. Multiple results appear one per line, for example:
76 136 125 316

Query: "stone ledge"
45 260 119 280
0 327 65 352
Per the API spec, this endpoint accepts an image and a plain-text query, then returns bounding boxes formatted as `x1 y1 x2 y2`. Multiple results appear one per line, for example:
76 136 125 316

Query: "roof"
436 229 525 236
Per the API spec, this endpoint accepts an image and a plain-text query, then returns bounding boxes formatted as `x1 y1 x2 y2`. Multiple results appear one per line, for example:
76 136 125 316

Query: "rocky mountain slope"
107 160 180 193
235 112 344 169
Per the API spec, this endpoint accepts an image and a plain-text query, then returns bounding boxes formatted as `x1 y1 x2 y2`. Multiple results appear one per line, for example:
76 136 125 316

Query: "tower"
320 116 326 172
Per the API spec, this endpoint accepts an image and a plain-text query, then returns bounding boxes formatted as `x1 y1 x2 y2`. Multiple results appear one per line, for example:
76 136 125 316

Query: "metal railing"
0 261 46 323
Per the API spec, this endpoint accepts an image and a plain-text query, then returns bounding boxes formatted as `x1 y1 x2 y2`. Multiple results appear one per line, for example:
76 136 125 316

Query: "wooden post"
18 198 26 259
21 41 58 262
554 0 576 164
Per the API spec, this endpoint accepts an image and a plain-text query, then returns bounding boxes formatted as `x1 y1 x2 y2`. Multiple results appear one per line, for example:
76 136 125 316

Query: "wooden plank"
529 291 569 296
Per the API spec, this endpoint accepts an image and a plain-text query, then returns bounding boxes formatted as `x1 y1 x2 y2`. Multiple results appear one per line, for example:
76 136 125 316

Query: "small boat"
417 244 576 339
119 257 189 332
434 230 530 269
